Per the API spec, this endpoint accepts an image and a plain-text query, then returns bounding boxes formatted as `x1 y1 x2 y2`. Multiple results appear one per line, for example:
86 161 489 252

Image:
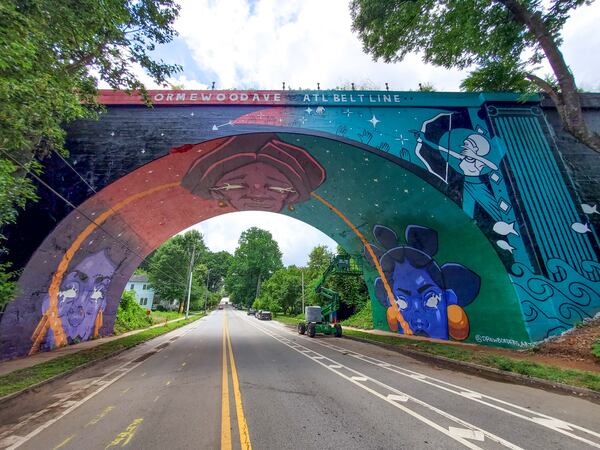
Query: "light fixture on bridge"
386 83 389 91
282 82 286 90
351 83 355 91
317 83 320 91
211 82 215 90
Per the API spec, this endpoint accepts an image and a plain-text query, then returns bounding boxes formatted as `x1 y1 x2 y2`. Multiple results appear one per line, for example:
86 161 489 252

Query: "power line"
50 148 193 285
1 149 189 290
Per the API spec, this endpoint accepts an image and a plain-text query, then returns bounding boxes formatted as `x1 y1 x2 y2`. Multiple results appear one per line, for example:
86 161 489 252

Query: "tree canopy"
253 266 303 314
0 0 181 307
350 0 600 152
225 227 283 307
147 230 208 311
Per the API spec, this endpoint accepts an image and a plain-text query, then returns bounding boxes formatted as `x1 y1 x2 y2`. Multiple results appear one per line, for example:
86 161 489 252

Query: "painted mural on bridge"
0 90 598 359
364 224 481 341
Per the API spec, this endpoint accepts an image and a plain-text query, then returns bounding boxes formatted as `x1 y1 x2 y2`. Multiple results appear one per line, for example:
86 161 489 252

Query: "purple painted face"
391 260 450 339
42 250 115 344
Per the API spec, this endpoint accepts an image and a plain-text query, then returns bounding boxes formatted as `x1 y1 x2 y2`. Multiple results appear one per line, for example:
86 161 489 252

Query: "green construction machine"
297 254 362 338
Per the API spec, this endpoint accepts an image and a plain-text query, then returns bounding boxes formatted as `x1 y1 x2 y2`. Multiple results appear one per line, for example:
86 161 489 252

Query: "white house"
127 274 155 310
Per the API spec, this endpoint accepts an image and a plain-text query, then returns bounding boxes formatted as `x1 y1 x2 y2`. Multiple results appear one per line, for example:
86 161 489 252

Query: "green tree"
225 227 283 307
0 0 181 305
203 251 234 291
256 266 303 314
0 160 38 308
305 245 334 280
328 247 369 315
350 0 600 153
147 230 208 312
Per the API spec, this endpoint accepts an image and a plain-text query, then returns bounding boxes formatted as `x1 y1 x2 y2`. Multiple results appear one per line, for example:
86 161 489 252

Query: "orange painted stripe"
30 182 180 354
310 192 412 335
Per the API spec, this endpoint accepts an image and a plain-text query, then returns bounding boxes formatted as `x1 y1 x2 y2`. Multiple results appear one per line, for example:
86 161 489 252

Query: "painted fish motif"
581 204 598 215
496 240 515 253
493 221 519 236
571 222 592 234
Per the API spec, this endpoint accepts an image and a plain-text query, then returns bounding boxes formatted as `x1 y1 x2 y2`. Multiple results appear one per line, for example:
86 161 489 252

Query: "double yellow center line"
221 310 252 450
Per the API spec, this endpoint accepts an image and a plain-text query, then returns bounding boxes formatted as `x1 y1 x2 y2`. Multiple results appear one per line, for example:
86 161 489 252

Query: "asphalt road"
0 307 599 450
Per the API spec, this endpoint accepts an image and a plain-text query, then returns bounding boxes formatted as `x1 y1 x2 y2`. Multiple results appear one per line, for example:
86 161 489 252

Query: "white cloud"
175 0 600 91
181 211 337 266
175 0 465 91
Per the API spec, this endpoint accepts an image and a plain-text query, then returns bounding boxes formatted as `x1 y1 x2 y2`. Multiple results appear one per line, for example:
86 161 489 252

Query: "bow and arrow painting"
410 113 506 222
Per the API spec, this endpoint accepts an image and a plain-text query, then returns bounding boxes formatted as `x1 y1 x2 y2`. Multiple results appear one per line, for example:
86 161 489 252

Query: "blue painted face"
391 260 449 339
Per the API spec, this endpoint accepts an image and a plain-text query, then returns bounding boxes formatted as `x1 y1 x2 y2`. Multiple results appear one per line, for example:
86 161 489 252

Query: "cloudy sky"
147 0 599 265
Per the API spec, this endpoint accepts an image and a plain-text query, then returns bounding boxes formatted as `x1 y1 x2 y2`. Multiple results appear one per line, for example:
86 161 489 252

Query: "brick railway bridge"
0 89 598 360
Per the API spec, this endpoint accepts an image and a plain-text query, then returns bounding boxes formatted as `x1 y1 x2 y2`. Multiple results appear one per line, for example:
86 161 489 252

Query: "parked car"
247 308 256 316
257 310 272 320
255 310 262 318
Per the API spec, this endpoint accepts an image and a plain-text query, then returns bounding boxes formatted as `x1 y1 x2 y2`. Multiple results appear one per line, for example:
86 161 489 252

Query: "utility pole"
204 268 212 311
301 269 305 314
185 246 196 320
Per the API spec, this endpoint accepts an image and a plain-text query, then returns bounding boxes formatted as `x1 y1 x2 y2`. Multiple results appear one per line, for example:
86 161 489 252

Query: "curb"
0 316 202 406
342 334 600 404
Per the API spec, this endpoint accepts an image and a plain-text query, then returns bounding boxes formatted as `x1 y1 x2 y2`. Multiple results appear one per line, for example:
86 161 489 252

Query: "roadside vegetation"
113 291 189 335
0 315 203 399
151 311 185 324
343 329 600 392
593 340 600 361
143 230 231 314
113 291 153 335
341 302 373 329
230 235 369 323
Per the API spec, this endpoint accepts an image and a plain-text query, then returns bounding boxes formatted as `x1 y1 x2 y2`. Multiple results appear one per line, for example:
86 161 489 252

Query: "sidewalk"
0 317 186 376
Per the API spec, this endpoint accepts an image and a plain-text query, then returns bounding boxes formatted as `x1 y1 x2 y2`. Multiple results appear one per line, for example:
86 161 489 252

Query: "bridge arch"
0 90 598 359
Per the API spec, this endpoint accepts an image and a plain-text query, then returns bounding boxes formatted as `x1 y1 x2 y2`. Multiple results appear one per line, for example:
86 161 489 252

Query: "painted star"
343 109 353 117
305 107 313 114
395 134 409 145
369 115 380 128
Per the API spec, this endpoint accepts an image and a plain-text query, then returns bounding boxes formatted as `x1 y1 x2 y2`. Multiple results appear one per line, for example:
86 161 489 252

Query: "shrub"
593 340 600 361
114 290 152 334
341 301 373 329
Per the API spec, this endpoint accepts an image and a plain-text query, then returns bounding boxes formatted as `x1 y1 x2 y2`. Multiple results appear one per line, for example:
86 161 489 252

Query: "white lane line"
5 357 148 450
450 427 485 442
259 317 600 448
351 376 368 382
387 394 409 402
2 320 201 450
243 315 522 450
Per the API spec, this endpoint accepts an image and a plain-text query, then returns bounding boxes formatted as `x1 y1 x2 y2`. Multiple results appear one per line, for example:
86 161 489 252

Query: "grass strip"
0 314 204 398
342 329 600 392
272 314 304 326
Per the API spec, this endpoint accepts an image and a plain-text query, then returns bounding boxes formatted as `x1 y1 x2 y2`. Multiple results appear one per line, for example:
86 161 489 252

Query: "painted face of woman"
210 162 296 212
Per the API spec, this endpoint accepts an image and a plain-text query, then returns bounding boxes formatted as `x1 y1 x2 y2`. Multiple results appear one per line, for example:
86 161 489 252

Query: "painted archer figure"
412 129 498 177
410 114 505 221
